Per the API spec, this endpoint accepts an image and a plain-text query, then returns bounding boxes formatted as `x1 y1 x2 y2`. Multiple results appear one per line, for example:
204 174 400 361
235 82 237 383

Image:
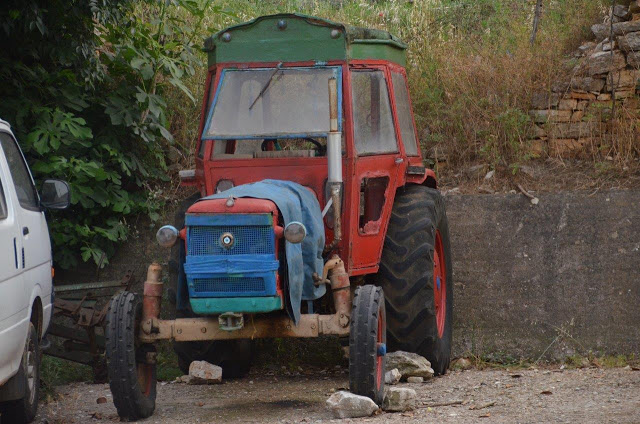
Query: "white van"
0 119 70 423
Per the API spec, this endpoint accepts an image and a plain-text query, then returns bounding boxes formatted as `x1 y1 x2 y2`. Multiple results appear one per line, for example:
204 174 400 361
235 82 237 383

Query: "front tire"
0 322 40 423
375 185 453 375
349 285 386 404
105 292 157 421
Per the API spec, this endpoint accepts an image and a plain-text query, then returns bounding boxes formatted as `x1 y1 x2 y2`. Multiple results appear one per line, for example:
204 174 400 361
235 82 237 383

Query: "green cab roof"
204 13 407 67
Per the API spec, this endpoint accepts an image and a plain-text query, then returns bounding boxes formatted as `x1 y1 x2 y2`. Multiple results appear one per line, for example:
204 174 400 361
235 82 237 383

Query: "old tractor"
104 13 453 420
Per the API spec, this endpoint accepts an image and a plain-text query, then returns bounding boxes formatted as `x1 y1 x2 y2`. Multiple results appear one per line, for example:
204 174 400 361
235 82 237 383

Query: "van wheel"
0 322 40 424
105 292 156 421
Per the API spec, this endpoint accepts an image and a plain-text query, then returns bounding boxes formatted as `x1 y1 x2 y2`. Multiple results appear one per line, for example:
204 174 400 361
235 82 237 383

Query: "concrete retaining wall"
447 189 640 360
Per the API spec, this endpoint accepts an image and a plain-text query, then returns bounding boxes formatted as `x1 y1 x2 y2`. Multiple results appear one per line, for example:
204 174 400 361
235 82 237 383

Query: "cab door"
0 133 29 382
348 67 405 271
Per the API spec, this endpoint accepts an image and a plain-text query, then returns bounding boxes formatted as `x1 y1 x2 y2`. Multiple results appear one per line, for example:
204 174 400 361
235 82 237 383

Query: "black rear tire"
169 192 253 379
0 322 40 424
349 285 386 404
375 185 453 375
105 292 156 421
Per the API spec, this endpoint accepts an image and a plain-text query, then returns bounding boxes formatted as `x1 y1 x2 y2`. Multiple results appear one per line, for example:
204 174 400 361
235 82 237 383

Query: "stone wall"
529 1 640 157
447 189 640 360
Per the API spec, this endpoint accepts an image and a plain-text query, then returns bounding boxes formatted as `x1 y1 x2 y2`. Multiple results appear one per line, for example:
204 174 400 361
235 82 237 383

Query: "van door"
0 131 50 318
0 136 28 383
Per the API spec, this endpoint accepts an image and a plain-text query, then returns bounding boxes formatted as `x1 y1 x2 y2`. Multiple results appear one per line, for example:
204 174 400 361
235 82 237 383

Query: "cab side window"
351 70 398 155
391 72 419 156
0 132 39 210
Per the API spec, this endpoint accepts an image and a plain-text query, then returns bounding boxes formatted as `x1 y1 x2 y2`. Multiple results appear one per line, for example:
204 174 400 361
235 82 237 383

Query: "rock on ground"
382 387 417 412
325 391 378 419
406 376 424 383
385 368 402 385
452 357 473 370
188 360 222 385
386 351 434 380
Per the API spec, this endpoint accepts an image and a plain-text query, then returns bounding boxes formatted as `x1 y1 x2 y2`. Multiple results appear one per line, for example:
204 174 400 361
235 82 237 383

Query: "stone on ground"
326 391 378 419
382 387 417 412
386 351 434 380
452 357 473 370
406 376 424 383
385 368 402 385
188 360 223 385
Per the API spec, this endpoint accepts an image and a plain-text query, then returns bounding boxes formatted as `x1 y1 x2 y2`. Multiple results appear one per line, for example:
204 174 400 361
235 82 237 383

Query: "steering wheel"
303 137 325 155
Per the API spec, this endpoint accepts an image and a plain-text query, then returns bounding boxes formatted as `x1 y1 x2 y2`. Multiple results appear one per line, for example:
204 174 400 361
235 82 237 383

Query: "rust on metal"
142 263 164 321
139 313 349 343
45 270 136 382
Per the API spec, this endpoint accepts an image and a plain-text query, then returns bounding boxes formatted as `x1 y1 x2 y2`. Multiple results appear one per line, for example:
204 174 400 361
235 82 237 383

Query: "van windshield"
202 67 339 140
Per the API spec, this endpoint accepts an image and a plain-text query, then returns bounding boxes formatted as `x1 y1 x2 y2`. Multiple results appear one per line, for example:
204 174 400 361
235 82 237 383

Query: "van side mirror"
40 179 71 210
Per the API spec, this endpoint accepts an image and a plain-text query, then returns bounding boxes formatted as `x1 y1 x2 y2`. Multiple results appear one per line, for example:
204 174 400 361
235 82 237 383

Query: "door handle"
23 226 29 236
395 158 404 164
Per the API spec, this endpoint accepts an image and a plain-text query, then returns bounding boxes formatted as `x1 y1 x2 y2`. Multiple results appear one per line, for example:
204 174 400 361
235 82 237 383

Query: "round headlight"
216 179 234 193
156 225 179 248
284 221 306 244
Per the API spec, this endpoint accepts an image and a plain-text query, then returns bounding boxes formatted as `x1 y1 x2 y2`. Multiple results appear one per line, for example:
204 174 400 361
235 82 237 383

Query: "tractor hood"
201 179 326 324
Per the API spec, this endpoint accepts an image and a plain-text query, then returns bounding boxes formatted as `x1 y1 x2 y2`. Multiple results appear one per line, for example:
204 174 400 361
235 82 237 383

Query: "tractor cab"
103 14 452 421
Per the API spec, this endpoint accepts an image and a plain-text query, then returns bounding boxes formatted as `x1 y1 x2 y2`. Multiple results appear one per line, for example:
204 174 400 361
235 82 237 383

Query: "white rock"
386 351 435 379
188 360 222 384
385 368 402 385
326 391 378 419
382 387 417 412
484 170 495 180
406 376 424 383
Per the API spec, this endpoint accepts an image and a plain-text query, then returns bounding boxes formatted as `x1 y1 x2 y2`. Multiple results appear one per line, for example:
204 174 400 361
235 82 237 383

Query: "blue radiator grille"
192 277 265 294
188 225 274 256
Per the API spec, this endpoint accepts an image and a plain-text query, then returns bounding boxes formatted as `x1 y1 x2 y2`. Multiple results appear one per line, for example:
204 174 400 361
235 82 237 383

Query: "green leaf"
130 57 146 70
168 77 195 103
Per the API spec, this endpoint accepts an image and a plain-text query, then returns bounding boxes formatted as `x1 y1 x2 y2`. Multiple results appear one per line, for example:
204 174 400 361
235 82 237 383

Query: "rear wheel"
105 292 156 421
349 285 386 404
0 322 40 423
375 185 453 375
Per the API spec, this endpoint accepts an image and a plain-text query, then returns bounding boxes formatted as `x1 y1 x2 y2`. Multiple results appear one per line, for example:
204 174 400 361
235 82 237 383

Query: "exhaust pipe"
325 77 342 252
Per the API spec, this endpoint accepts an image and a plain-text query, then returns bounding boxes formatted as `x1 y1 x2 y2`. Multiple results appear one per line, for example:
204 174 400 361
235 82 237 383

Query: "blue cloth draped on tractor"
202 179 326 324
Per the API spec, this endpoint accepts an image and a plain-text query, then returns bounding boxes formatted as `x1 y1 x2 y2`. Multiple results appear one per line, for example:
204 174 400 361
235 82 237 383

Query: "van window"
351 70 398 155
0 132 39 210
0 177 7 219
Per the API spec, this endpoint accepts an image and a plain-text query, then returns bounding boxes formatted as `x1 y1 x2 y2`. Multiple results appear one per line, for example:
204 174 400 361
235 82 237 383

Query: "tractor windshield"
203 67 340 149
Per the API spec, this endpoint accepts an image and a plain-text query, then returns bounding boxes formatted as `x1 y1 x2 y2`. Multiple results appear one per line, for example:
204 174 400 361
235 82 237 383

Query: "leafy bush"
0 0 216 268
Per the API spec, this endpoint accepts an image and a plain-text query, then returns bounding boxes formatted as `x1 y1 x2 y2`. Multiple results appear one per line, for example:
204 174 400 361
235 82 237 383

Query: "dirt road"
37 366 639 423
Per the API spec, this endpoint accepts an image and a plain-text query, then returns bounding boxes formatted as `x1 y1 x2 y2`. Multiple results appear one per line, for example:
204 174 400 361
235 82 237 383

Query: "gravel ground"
36 366 640 424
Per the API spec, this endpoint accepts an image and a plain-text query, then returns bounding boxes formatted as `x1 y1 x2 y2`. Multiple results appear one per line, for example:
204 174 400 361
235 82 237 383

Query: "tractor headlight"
284 221 306 244
216 179 234 193
156 225 179 248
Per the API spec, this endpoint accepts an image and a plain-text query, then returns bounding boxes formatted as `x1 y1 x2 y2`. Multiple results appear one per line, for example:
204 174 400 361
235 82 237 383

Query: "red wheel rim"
375 303 386 390
137 363 153 397
433 230 447 338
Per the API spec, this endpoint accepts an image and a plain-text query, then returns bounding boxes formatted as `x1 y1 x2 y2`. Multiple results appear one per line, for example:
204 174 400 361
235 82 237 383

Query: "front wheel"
349 285 386 404
105 292 157 421
0 322 40 423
